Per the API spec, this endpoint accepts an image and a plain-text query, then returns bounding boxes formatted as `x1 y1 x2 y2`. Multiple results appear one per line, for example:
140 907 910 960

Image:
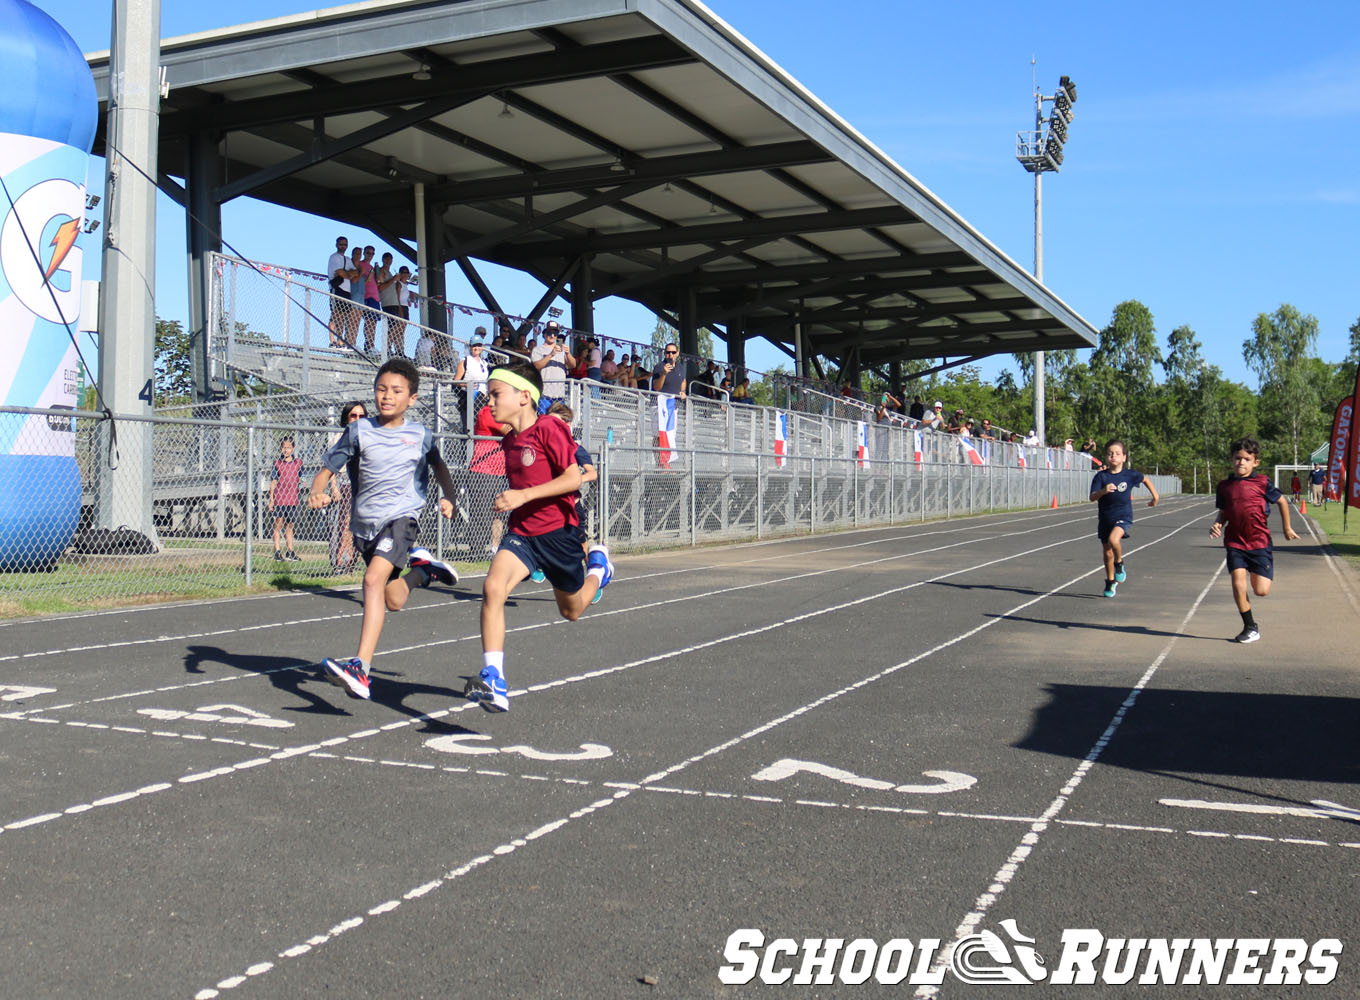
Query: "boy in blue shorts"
1090 439 1160 597
465 362 615 713
306 358 460 699
1209 436 1298 643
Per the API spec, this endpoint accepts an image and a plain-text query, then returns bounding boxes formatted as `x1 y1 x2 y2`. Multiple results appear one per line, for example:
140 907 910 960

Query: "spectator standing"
652 342 687 399
908 396 925 421
328 401 367 572
586 338 604 381
530 320 574 411
414 329 435 369
326 236 351 347
1289 473 1302 503
376 253 406 357
978 419 996 439
1309 463 1326 506
269 436 304 562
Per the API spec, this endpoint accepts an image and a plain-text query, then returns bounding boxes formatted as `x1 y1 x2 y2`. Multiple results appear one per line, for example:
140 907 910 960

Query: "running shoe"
274 549 284 561
530 569 546 583
322 657 371 699
284 550 302 562
586 543 614 592
1102 580 1117 598
465 665 509 713
409 546 458 587
1233 627 1261 644
1114 563 1126 583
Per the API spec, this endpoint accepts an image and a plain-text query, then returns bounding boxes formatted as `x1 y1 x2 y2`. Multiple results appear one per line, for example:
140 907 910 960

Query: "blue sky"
33 0 1360 386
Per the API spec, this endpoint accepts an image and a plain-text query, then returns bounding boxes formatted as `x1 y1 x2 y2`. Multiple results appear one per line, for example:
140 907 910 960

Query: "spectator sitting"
615 354 637 388
693 360 721 399
720 368 734 395
960 419 974 439
732 377 752 403
600 349 618 383
948 408 967 433
977 418 996 439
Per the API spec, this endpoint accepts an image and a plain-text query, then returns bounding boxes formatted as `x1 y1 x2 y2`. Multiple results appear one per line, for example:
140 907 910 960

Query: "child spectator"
464 361 615 713
1089 439 1160 598
1290 473 1302 503
1209 436 1298 643
269 436 303 562
307 359 460 700
468 399 511 556
327 401 367 572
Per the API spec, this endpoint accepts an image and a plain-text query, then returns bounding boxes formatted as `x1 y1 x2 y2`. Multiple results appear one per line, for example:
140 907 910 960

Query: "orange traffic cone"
1051 495 1058 509
1301 498 1307 514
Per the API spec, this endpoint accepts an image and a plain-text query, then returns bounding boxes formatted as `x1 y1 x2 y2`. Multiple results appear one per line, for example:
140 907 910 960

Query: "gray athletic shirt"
322 417 442 541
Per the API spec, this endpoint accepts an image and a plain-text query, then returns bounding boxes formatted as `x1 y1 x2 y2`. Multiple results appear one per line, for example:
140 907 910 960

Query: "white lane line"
0 713 282 751
190 789 634 1000
911 560 1224 999
6 508 1106 716
0 508 1205 840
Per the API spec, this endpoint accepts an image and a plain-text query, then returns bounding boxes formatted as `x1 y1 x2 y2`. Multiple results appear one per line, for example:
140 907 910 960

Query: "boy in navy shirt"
1209 437 1298 643
1089 439 1160 597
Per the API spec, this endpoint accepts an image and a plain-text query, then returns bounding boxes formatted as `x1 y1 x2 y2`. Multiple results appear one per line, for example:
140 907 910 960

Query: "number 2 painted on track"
752 758 977 795
425 733 612 761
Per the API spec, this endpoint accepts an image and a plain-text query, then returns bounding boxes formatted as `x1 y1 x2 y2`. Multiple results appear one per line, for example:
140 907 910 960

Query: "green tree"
154 317 194 405
1081 300 1161 449
1242 304 1320 464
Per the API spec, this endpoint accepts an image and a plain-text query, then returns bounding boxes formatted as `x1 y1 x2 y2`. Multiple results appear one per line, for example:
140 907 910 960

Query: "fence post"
810 457 818 534
245 425 255 585
600 438 610 547
689 452 697 547
755 451 763 540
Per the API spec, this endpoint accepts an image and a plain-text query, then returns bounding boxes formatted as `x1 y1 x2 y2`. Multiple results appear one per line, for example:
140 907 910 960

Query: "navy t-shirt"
1091 468 1146 524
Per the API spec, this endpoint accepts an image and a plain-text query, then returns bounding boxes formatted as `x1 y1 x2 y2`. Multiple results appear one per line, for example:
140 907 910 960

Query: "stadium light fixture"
1014 68 1078 448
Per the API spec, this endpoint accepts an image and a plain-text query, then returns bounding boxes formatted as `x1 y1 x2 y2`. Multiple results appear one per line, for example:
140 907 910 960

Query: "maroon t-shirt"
1216 473 1281 550
501 416 579 535
272 457 302 506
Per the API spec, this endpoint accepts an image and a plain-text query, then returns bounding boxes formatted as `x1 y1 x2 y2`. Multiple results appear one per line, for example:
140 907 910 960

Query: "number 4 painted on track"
752 758 977 795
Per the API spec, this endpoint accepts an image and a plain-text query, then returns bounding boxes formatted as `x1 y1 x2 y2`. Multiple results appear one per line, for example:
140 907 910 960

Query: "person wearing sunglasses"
651 343 687 399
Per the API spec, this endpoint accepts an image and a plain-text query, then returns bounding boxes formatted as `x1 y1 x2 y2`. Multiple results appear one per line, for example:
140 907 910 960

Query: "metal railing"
0 404 1179 617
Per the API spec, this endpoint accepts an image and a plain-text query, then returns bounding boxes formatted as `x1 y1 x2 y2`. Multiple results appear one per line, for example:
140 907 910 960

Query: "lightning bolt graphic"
44 217 81 280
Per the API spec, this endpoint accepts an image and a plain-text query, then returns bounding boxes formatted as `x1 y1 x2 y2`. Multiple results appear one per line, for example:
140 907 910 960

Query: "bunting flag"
977 436 990 465
657 395 678 468
1016 445 1027 470
856 421 870 468
913 429 924 468
1326 395 1351 503
774 411 788 467
1046 447 1056 469
961 437 984 466
1348 376 1360 528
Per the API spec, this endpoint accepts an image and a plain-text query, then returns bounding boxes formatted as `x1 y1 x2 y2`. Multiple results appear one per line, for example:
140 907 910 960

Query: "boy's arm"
495 465 583 512
429 454 457 520
1144 479 1160 506
1276 496 1300 540
307 467 334 508
581 462 599 485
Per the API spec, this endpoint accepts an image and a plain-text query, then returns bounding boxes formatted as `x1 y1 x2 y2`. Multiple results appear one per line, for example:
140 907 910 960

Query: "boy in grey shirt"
307 358 459 699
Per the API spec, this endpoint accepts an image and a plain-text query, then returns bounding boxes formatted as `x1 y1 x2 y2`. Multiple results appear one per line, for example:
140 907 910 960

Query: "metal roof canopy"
88 0 1097 392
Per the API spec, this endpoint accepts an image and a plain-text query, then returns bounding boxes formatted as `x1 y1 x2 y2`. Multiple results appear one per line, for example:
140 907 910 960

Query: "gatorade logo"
0 175 85 324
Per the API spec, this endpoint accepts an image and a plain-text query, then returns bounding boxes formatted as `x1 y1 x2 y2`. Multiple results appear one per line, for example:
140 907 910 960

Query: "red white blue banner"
856 421 870 468
961 437 984 466
774 411 788 467
913 430 923 468
656 395 677 468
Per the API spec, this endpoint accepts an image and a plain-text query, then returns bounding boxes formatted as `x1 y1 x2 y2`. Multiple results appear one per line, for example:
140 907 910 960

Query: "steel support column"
186 130 222 403
570 254 594 335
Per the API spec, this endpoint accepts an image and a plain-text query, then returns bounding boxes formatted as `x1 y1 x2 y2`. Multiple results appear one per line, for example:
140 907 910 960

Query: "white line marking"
912 558 1224 998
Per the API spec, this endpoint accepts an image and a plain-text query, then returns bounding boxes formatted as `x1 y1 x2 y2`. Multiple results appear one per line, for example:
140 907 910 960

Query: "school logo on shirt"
1116 482 1128 492
521 448 536 467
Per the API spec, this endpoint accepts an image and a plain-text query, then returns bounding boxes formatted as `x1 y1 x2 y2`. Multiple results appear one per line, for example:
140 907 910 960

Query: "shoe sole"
322 659 371 700
464 678 509 713
1103 585 1117 598
1235 634 1260 644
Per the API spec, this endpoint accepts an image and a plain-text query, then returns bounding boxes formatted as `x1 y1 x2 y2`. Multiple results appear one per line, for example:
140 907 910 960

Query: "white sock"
586 567 605 583
358 658 371 675
483 651 504 673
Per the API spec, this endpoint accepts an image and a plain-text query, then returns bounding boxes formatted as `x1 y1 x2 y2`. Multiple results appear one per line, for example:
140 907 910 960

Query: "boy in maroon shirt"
465 361 615 712
1209 437 1298 643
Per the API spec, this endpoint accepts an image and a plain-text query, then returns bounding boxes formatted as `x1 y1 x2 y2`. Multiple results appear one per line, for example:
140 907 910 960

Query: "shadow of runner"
1015 683 1360 810
992 614 1220 641
183 644 349 715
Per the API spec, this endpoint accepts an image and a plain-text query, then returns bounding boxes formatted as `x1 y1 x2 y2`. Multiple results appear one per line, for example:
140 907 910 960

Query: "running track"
1 496 1356 998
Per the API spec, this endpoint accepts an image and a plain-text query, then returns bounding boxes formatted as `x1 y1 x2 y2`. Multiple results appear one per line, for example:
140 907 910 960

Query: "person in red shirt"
465 361 616 713
468 401 511 555
269 437 303 562
1209 436 1299 644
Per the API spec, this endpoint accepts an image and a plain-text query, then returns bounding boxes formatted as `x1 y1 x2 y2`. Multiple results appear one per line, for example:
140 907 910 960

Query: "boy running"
307 359 460 699
1209 436 1298 644
465 362 615 713
1090 439 1160 598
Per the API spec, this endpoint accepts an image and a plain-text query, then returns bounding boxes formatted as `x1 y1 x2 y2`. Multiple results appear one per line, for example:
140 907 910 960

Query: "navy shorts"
1225 546 1273 580
500 525 585 593
273 505 297 526
1098 518 1131 543
357 517 420 579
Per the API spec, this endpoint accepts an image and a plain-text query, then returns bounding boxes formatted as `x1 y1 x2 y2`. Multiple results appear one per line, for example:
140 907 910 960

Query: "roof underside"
88 0 1097 368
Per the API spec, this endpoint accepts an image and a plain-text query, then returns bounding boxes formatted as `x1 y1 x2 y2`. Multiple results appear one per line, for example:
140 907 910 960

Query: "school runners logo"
718 923 1342 986
520 448 536 467
1116 481 1129 492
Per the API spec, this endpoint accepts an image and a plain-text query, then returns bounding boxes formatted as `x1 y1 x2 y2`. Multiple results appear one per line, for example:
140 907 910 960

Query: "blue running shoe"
1103 580 1117 599
409 546 458 587
586 543 614 602
1114 563 1126 584
591 588 602 605
322 657 371 699
465 666 509 713
530 569 546 583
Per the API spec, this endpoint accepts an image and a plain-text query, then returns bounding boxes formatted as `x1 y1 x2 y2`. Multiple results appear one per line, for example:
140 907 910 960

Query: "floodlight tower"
1016 71 1077 448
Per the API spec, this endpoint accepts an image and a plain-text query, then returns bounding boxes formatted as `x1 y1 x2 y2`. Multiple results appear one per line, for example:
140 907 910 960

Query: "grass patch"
1297 499 1360 571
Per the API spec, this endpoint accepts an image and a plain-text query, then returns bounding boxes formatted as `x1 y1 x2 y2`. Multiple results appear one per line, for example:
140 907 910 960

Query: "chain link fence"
0 403 1179 617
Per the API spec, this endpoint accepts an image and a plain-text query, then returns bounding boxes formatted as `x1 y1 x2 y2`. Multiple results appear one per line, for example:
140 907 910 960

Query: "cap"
934 401 943 409
544 320 561 331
